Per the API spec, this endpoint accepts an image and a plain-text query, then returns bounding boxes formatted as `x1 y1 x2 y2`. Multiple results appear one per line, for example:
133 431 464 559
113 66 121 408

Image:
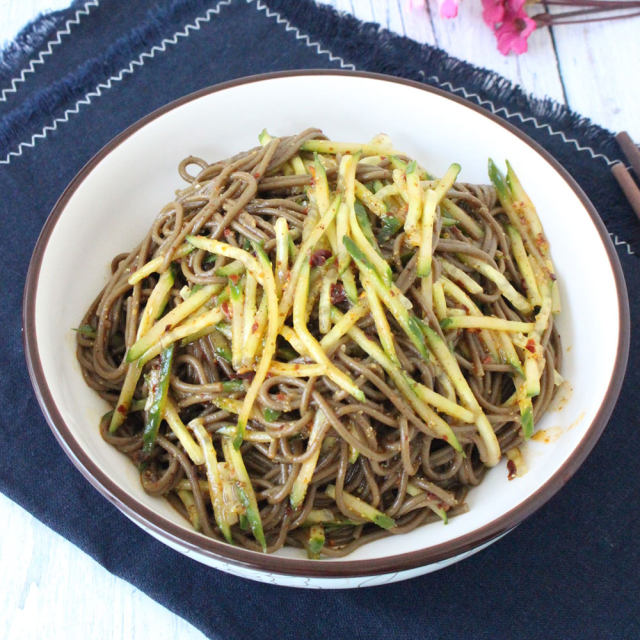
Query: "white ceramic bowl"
23 71 629 588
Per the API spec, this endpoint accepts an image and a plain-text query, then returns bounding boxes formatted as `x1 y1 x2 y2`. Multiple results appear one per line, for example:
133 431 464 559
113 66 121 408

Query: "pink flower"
481 0 505 26
438 0 459 19
483 0 537 55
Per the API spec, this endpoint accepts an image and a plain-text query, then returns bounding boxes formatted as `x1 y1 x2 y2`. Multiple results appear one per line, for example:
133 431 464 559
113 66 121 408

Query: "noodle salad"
76 129 562 557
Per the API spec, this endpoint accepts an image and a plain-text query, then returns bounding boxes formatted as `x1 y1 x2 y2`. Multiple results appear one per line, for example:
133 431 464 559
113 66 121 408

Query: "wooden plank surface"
1 1 639 639
319 0 640 140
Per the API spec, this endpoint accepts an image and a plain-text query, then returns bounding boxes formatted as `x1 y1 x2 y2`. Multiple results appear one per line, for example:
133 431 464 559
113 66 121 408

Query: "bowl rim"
23 69 630 579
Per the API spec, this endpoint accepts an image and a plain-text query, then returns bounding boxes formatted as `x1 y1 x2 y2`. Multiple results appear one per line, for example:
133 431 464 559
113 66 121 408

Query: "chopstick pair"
611 131 640 221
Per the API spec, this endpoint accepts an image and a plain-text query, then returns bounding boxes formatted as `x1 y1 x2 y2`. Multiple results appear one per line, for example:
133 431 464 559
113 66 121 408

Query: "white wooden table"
2 2 639 639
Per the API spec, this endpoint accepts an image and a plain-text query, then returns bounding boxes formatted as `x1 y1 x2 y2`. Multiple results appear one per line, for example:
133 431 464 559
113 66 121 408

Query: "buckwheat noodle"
77 129 561 557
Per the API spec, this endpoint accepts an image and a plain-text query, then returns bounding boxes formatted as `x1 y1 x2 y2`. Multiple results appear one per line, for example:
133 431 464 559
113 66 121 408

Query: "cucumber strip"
221 437 266 551
421 323 501 467
214 426 273 443
293 260 365 402
142 345 174 454
190 419 232 543
440 316 535 333
354 202 381 254
138 307 225 366
241 294 268 368
128 243 193 285
391 169 410 205
405 483 448 524
262 407 281 422
291 155 307 176
279 325 309 357
163 398 204 465
332 309 462 450
506 224 542 307
319 298 368 352
229 276 244 370
376 215 403 244
290 411 329 509
300 140 398 156
242 272 258 345
488 159 555 281
441 198 484 239
460 255 532 314
277 194 341 328
126 284 218 362
215 260 245 277
138 266 176 337
349 199 392 286
307 524 325 559
313 153 330 215
496 331 524 376
176 490 201 531
274 217 289 297
336 157 354 275
303 509 336 526
269 361 326 377
440 277 499 361
343 236 430 362
404 163 422 245
519 397 534 439
432 279 448 320
186 237 279 449
361 272 399 365
109 366 144 433
318 264 336 334
417 163 460 277
413 383 475 424
258 128 272 145
523 353 541 397
354 180 387 216
440 260 482 295
325 485 395 530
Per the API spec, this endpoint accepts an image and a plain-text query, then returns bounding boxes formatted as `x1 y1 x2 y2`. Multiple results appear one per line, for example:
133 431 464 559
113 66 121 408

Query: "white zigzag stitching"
251 1 634 257
249 0 355 70
421 72 616 167
611 233 635 255
0 0 100 103
0 0 233 165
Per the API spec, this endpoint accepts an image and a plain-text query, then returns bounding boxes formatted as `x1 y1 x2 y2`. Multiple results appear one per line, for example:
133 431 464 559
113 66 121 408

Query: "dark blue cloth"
1 1 638 638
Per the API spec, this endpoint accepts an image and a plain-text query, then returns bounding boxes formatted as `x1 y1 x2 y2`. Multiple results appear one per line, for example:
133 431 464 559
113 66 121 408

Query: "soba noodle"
76 129 561 556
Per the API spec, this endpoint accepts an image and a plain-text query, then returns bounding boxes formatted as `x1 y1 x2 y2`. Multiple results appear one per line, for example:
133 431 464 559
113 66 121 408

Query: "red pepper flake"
221 300 232 319
507 459 517 481
482 355 492 364
550 272 557 281
310 249 332 267
525 339 536 353
330 283 346 304
117 404 127 415
229 274 239 284
253 172 261 179
251 321 259 333
276 392 287 402
223 228 234 239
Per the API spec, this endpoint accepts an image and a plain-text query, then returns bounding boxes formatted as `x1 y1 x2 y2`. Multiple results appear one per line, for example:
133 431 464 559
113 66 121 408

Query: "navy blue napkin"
2 1 638 638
